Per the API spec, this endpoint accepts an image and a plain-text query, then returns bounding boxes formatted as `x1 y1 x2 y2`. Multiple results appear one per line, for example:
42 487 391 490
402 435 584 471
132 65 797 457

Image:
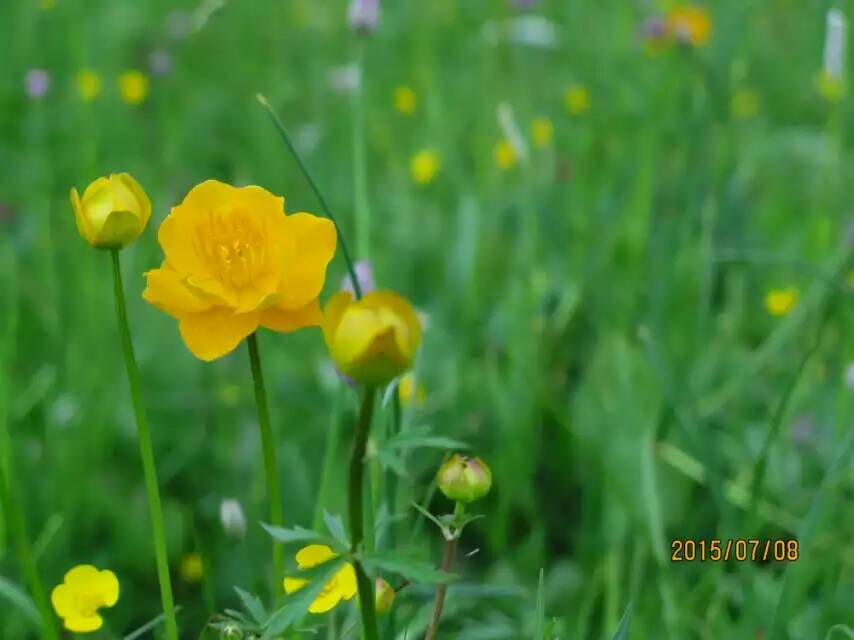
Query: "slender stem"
424 538 458 640
256 94 363 299
246 332 284 583
383 392 402 638
348 387 379 640
110 250 178 640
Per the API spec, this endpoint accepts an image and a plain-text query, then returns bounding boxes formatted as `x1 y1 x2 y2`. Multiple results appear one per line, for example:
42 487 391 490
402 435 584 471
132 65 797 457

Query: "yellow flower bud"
375 577 395 615
437 454 492 504
70 173 151 249
323 290 422 387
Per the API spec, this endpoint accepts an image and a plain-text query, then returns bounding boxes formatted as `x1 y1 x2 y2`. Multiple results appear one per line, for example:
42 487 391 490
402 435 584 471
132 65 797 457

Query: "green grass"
1 0 853 638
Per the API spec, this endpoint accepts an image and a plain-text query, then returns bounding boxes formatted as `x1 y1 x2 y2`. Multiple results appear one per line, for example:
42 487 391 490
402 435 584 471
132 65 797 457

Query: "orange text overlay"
671 539 799 562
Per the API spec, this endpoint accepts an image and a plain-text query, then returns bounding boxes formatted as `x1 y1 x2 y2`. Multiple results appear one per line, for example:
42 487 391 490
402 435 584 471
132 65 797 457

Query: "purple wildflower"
25 69 50 99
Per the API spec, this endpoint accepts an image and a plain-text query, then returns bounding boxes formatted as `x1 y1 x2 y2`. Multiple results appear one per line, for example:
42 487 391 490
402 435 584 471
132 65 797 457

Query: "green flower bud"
437 454 492 503
375 577 395 615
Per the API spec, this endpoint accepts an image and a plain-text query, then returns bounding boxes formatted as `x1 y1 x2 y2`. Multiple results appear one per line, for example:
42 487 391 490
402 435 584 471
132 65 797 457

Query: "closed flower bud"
219 498 247 539
322 290 422 387
437 454 492 503
70 173 151 249
375 577 395 614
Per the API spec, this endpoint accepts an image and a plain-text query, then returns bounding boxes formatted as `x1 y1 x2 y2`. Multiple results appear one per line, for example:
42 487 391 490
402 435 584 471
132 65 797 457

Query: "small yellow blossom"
410 149 441 185
76 69 102 102
323 290 422 387
667 6 712 47
398 372 426 408
817 71 845 103
144 181 336 361
179 553 204 583
393 85 417 115
531 117 554 148
70 173 151 249
51 565 119 633
564 85 590 116
731 89 760 120
765 287 799 317
119 70 150 105
494 139 517 170
283 545 357 614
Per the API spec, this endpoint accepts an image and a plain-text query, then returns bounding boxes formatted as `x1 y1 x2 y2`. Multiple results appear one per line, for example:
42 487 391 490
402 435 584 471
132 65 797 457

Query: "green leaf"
0 576 40 627
261 522 338 548
410 502 449 536
263 559 345 638
382 426 469 452
122 606 183 640
235 587 267 625
533 568 545 639
323 511 348 547
361 550 457 584
375 448 409 477
610 602 633 640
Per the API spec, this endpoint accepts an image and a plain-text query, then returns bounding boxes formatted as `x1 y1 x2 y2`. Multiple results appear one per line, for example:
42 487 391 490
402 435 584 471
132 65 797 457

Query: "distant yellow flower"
143 180 337 361
666 6 712 47
410 149 441 184
323 290 422 386
393 85 417 115
731 89 760 120
76 69 102 102
563 85 590 115
119 70 149 105
531 117 554 148
765 287 799 317
179 553 204 583
70 173 151 249
398 372 425 408
494 139 517 170
51 565 119 633
283 545 357 614
817 71 845 103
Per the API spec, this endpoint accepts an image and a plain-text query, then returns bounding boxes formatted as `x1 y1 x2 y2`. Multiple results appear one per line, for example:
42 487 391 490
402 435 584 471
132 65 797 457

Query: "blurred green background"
2 0 853 638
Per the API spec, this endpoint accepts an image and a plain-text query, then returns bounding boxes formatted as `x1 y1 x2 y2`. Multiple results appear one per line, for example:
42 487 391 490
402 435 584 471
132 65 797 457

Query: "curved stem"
424 538 458 640
348 387 379 640
110 250 178 640
257 94 363 299
247 332 284 583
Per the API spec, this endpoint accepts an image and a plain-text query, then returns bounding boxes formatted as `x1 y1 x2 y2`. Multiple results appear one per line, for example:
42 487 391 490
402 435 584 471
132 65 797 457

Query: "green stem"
348 387 379 640
246 332 284 584
257 94 363 299
424 537 457 640
383 392 402 639
110 250 178 640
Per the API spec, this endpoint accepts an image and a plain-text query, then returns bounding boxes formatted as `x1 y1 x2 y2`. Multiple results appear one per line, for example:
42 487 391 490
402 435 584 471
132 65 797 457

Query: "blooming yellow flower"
179 552 204 583
666 6 712 47
398 372 425 408
410 149 441 185
76 69 102 102
119 70 149 105
563 85 590 115
143 180 337 361
323 290 422 386
817 70 845 103
393 85 417 115
51 565 119 633
70 173 151 249
530 117 554 148
765 287 799 317
731 89 760 120
283 545 357 614
494 139 517 170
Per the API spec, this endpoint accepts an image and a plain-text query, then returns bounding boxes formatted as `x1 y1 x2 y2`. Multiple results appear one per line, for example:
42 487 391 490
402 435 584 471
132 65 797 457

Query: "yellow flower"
530 117 554 148
563 85 590 115
119 70 149 105
666 6 712 47
393 85 417 115
817 71 845 103
375 577 395 614
70 173 151 249
76 69 102 102
410 149 441 185
179 553 204 583
398 372 425 408
143 180 337 361
494 139 517 170
51 565 119 633
323 290 422 386
283 545 357 614
765 287 799 317
731 89 760 120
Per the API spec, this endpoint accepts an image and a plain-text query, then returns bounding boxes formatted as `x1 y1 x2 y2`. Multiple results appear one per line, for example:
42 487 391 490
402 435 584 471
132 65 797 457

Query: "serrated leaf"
263 559 344 638
261 522 338 548
235 587 267 625
323 511 348 547
361 550 457 584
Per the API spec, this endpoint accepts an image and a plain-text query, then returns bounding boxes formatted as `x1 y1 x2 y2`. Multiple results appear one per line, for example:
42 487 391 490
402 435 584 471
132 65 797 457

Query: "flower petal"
308 587 342 614
143 266 212 317
275 213 337 310
64 565 101 588
64 614 104 633
50 584 76 619
96 569 120 608
337 563 358 600
178 309 259 361
295 544 336 569
284 577 308 594
260 299 322 333
322 291 354 349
